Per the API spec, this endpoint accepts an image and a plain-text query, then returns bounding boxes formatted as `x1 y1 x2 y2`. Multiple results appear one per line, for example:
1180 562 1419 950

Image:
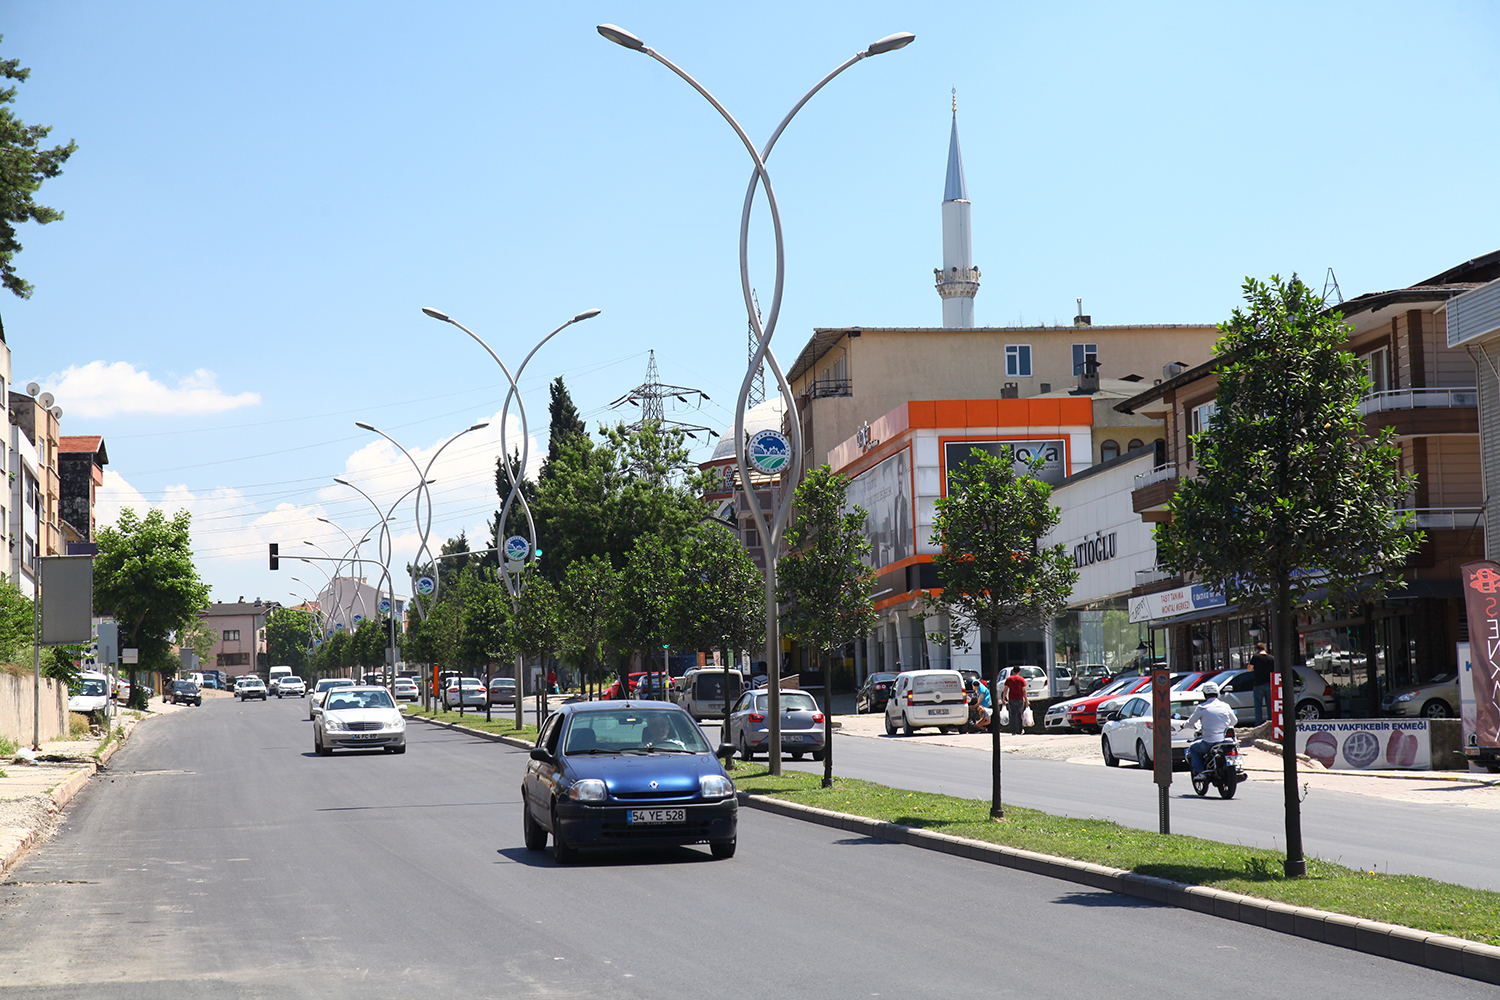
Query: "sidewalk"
0 692 202 877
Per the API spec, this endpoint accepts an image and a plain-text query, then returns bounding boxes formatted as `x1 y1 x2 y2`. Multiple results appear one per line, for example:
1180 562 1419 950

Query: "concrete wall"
0 671 69 744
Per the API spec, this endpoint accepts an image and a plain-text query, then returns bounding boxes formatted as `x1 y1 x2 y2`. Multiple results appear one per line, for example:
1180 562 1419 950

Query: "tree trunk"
989 624 1004 819
1277 568 1305 876
822 646 833 788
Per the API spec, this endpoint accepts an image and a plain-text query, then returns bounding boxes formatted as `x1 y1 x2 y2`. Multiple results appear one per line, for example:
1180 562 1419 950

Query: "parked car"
313 685 406 755
442 678 486 710
309 677 356 720
1382 674 1460 719
169 680 204 707
394 678 420 702
69 672 111 716
1004 665 1049 700
674 668 744 720
276 676 306 698
1045 674 1137 731
1099 690 1206 768
236 676 267 701
112 677 131 703
726 689 826 760
198 675 221 691
883 669 968 736
855 672 899 714
1064 676 1155 733
521 701 736 862
1211 666 1336 720
603 672 657 700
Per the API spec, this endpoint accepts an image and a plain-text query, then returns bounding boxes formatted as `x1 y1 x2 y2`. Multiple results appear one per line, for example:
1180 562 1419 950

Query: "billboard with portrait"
845 448 913 570
944 439 1069 489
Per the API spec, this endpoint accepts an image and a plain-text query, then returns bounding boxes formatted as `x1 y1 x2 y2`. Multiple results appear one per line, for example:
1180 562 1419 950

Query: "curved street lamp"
598 24 913 776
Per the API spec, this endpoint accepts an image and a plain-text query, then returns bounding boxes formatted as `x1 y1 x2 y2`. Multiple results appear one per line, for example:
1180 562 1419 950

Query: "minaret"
934 91 979 328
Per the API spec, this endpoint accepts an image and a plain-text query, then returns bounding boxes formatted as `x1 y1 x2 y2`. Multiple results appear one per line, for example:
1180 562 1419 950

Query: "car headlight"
1394 692 1415 702
324 717 347 731
567 779 607 802
387 717 406 731
700 774 735 799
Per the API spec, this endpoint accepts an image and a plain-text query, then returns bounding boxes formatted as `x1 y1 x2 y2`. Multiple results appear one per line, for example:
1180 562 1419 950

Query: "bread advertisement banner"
1460 560 1500 749
1295 720 1430 770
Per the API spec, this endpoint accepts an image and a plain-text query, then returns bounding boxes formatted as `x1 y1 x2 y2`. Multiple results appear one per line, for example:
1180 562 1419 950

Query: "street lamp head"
468 421 491 432
597 24 646 50
573 307 602 323
333 477 350 487
865 32 916 56
355 421 376 432
421 307 450 322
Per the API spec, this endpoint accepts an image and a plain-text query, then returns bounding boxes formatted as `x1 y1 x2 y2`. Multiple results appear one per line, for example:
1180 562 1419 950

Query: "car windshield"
562 709 711 755
751 692 818 713
325 690 396 711
80 679 107 697
241 679 262 687
173 681 193 691
285 677 302 685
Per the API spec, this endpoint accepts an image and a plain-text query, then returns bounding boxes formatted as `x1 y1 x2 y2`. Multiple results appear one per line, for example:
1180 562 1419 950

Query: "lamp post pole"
333 478 431 689
424 306 601 730
598 24 914 773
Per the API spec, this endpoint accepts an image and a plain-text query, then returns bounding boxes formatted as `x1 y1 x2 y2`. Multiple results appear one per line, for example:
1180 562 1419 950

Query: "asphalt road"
0 698 1492 998
703 722 1500 891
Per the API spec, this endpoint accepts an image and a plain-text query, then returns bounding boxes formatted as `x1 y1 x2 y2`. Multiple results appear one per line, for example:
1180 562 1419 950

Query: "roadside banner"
1459 560 1500 753
1271 670 1285 742
1458 642 1482 772
1296 719 1430 770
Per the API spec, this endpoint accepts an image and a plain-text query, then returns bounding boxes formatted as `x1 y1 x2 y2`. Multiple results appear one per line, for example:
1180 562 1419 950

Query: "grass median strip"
732 766 1500 946
405 706 538 743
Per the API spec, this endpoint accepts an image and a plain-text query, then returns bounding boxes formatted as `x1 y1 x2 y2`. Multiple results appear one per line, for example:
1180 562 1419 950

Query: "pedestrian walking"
1250 642 1274 726
1002 666 1029 735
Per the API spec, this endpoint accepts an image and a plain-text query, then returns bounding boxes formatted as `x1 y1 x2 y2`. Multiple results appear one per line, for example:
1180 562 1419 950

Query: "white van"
268 665 293 694
674 668 744 720
69 671 110 717
884 669 968 735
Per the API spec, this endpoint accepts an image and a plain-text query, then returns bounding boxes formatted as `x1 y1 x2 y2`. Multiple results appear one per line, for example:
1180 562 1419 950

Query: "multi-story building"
58 435 108 542
201 599 280 672
314 577 406 638
8 389 63 562
1117 251 1499 714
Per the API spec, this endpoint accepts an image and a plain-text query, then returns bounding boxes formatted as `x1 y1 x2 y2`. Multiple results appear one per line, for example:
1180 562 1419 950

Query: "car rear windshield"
563 709 710 754
752 692 818 712
911 673 962 695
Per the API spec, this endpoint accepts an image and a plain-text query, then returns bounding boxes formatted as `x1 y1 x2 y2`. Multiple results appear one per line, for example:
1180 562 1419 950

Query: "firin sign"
1460 560 1500 749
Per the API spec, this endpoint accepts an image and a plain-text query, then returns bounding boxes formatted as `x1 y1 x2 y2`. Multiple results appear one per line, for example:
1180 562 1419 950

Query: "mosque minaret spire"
934 89 979 328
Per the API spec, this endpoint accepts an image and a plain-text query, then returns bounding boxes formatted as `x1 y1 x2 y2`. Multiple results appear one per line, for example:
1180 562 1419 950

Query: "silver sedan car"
313 686 407 755
726 689 825 761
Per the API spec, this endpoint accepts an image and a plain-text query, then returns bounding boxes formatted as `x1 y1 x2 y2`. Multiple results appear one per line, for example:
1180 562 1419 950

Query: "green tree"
620 531 681 682
777 466 877 785
1155 274 1420 876
323 630 352 674
0 37 76 299
557 557 619 694
176 616 218 669
93 509 211 708
671 522 763 670
929 447 1078 818
509 567 560 709
264 607 314 672
0 579 32 665
541 376 589 477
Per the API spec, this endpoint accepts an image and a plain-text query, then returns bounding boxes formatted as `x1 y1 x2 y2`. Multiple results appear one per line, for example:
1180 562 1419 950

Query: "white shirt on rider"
1177 698 1237 743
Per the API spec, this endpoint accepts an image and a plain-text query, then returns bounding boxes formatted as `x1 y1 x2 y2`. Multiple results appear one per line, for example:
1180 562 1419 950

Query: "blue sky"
7 1 1500 606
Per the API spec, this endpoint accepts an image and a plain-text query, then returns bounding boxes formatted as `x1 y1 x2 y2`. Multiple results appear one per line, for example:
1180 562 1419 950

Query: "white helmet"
1199 682 1219 697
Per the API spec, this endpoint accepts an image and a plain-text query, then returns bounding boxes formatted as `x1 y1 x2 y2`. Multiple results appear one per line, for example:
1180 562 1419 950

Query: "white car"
1002 665 1050 700
276 676 306 698
1100 690 1207 768
236 676 267 701
1044 675 1139 732
884 669 968 735
313 685 406 755
393 678 420 702
1211 666 1337 720
1381 674 1460 719
309 677 356 720
442 678 486 710
69 672 110 716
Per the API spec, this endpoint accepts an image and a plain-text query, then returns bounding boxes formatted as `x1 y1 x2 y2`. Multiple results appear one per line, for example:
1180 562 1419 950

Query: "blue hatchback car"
522 702 738 863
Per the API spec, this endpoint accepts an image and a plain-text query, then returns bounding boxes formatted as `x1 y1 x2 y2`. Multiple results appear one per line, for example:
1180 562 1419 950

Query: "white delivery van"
884 669 968 735
268 665 293 694
674 668 745 720
69 671 111 717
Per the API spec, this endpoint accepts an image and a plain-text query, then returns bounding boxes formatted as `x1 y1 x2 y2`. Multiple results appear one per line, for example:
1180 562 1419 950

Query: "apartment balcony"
1131 462 1178 517
1360 387 1478 438
1396 507 1484 530
1134 566 1180 588
809 377 853 399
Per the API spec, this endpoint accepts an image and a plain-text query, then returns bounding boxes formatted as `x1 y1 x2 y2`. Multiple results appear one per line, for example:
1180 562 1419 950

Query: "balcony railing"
1395 507 1484 530
1359 387 1478 415
1135 566 1176 587
810 377 853 399
1134 462 1178 489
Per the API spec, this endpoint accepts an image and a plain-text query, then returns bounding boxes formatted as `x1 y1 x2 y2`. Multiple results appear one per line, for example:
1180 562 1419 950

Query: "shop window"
1100 440 1120 462
1005 345 1032 377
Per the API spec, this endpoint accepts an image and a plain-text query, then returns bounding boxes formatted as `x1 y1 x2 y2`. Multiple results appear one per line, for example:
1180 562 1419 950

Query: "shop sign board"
1271 669 1285 741
1295 719 1430 770
1128 584 1225 623
1151 669 1173 787
944 439 1068 487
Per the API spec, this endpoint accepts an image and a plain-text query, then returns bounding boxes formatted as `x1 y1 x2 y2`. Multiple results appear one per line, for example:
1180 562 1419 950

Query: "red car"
603 672 673 701
1065 676 1153 733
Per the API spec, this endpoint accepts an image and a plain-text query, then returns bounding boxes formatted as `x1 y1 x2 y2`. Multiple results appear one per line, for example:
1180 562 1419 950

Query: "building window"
1188 401 1218 461
1005 345 1032 377
1127 438 1144 452
222 629 240 641
217 652 250 667
1100 440 1120 462
1363 346 1390 394
1073 343 1099 375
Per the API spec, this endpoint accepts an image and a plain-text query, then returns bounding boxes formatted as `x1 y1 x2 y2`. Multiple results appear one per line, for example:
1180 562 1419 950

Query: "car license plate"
354 733 378 740
627 808 685 824
783 734 804 742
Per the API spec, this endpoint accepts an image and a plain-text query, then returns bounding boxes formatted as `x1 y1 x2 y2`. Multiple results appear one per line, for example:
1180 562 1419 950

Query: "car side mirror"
529 747 552 763
716 743 735 760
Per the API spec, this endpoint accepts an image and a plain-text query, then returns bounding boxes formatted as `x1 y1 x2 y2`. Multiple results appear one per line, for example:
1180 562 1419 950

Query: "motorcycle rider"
1176 682 1238 778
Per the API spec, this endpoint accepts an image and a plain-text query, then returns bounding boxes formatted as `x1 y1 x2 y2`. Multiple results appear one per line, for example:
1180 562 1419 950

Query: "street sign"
416 576 435 596
39 555 93 645
504 535 530 567
122 648 139 664
1151 668 1173 788
353 614 364 625
379 598 392 614
746 429 791 475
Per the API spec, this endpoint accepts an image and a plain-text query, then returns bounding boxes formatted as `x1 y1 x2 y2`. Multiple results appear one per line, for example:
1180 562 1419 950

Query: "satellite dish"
50 406 63 420
25 382 40 396
37 392 55 408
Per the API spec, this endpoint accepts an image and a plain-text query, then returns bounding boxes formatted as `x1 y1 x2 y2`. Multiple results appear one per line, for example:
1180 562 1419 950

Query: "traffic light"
269 543 279 571
535 548 543 558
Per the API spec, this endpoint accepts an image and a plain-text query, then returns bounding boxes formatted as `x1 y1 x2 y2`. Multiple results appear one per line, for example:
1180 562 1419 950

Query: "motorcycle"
1191 727 1247 799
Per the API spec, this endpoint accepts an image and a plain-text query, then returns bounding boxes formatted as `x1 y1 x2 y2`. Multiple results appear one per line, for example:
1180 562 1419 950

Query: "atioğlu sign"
1072 531 1117 569
1128 584 1225 623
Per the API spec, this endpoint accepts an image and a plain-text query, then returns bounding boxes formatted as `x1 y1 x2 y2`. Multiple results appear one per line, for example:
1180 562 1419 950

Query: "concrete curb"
740 793 1500 986
407 713 532 750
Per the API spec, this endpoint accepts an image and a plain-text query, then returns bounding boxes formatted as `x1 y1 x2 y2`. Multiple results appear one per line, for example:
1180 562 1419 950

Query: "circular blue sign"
747 429 791 474
504 535 530 563
416 576 435 596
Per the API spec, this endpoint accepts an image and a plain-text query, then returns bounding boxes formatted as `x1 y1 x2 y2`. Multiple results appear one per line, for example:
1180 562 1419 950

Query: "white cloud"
94 407 536 606
39 361 261 418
